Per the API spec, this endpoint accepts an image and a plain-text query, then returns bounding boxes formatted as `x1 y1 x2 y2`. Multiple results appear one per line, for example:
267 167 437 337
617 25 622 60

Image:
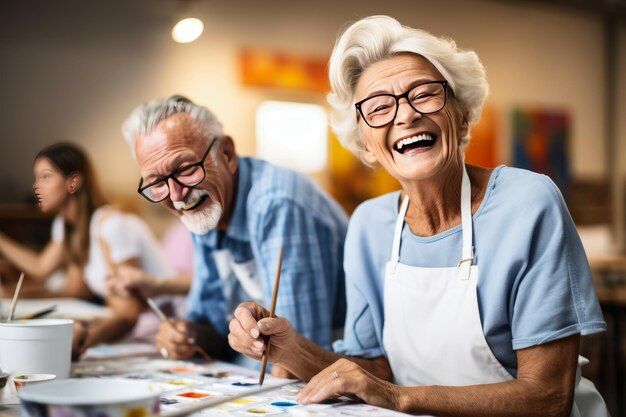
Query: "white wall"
0 0 623 210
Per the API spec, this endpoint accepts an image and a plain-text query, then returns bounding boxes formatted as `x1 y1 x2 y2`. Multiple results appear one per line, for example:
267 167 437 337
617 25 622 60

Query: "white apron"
213 249 263 322
382 165 609 416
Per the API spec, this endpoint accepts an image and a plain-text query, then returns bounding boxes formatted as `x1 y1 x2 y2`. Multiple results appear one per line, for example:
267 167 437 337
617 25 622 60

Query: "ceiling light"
171 18 204 43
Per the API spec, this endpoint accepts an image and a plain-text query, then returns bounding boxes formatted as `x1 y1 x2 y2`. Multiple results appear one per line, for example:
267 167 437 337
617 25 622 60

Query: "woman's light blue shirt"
333 166 606 377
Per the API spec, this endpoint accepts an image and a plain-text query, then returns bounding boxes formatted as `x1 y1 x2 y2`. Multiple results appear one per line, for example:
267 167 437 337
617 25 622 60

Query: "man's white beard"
173 189 223 235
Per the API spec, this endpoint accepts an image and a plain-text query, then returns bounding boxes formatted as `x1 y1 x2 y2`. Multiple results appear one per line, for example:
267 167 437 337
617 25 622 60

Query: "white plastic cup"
0 319 73 379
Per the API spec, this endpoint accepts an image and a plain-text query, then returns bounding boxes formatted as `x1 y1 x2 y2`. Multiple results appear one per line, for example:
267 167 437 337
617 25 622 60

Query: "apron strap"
389 195 410 267
458 163 474 279
390 165 473 278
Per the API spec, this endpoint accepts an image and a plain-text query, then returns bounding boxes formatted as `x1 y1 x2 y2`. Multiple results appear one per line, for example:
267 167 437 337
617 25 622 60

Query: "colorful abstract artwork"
512 107 572 199
325 132 400 215
240 49 329 92
465 103 500 168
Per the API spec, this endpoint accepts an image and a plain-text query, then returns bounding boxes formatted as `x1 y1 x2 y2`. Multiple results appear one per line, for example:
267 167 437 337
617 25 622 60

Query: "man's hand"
155 319 199 360
227 302 298 366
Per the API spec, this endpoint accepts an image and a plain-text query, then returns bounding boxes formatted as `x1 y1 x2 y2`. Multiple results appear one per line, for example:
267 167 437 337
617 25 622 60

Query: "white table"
0 297 111 321
2 354 420 417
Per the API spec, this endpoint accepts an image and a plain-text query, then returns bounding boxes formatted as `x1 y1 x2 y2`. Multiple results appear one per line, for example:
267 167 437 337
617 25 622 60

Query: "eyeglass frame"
137 137 217 203
354 80 448 128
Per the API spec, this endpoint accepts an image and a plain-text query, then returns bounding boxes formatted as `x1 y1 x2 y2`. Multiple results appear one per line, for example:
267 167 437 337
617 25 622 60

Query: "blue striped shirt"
188 157 348 350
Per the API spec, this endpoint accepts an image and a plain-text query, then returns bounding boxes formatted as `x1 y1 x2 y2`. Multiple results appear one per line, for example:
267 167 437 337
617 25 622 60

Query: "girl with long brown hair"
0 142 176 357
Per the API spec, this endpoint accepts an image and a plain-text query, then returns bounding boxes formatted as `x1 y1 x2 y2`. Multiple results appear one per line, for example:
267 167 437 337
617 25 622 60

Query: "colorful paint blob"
124 407 149 417
166 378 202 385
271 401 297 407
232 398 257 404
166 367 196 374
232 381 258 387
202 371 230 378
245 408 274 414
177 391 210 399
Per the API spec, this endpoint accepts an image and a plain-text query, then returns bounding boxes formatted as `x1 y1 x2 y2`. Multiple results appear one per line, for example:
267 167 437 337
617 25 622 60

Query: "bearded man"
121 95 348 374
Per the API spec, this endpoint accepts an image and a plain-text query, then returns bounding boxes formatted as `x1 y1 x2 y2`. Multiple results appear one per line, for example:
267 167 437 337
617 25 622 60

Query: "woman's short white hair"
327 15 488 162
121 95 223 160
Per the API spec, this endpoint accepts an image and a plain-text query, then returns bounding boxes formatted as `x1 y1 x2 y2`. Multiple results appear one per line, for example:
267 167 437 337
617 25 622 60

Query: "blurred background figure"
106 219 194 301
0 142 178 357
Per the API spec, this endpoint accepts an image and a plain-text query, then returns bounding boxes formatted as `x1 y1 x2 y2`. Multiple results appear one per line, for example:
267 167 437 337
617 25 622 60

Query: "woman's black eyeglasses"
355 80 448 128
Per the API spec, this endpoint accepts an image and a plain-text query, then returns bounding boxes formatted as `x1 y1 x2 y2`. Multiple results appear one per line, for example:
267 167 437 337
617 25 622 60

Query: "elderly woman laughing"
227 15 608 417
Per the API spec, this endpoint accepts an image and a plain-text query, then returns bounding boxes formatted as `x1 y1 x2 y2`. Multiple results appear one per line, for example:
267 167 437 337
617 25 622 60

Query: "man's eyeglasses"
355 80 448 128
137 138 217 203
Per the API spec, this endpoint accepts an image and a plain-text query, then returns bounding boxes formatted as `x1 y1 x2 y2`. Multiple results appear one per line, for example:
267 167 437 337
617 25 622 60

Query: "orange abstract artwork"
239 48 329 92
326 131 400 215
464 103 500 168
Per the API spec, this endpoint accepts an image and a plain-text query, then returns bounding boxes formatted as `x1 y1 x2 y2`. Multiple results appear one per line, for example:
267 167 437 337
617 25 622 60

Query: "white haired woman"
227 15 608 416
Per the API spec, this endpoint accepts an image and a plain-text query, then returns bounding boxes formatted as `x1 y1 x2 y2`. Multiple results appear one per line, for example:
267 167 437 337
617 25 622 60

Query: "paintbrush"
145 296 212 361
7 272 25 322
99 237 209 359
18 304 57 320
259 245 284 386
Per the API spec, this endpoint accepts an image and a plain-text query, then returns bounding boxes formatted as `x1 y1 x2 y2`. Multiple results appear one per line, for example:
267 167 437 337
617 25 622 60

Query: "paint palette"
80 357 411 417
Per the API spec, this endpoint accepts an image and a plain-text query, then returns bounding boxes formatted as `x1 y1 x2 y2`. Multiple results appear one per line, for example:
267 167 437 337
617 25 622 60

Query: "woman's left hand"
296 358 401 410
105 265 157 298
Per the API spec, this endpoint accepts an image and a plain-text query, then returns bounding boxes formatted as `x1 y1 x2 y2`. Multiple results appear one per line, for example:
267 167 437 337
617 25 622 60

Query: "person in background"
227 15 609 416
0 142 176 357
105 220 192 316
121 95 348 375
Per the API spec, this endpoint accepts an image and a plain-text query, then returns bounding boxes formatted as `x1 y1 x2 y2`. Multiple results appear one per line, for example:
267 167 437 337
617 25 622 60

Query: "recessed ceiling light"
171 17 204 43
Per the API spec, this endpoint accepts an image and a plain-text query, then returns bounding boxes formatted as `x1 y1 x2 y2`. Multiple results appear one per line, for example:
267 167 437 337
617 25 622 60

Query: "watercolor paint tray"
73 357 415 417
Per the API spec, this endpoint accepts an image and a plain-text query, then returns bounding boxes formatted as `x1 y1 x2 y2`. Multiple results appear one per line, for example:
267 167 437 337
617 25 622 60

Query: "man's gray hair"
327 15 488 163
121 95 223 159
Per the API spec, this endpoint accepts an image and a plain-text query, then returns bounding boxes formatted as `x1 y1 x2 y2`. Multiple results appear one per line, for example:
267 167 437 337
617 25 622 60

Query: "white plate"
18 378 158 405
